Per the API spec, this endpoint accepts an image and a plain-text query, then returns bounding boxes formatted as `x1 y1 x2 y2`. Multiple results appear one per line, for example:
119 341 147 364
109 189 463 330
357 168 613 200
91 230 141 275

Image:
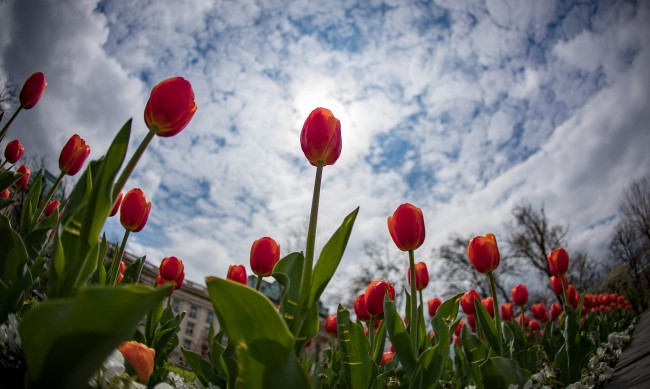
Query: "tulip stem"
0 106 22 145
295 162 323 332
369 317 376 356
255 275 263 291
519 304 528 366
487 272 503 355
113 129 156 199
560 276 569 308
408 249 418 354
108 229 130 286
31 170 64 230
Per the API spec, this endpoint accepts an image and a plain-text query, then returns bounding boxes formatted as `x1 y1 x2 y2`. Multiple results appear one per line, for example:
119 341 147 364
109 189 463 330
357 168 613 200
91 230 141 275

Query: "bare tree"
506 201 568 277
0 75 17 113
567 251 604 294
434 233 515 302
609 177 650 309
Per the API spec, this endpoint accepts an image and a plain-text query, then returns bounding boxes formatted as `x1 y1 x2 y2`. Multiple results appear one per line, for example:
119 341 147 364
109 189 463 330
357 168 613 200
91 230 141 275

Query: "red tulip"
501 303 514 321
549 275 566 295
547 248 569 277
455 320 464 336
380 351 394 366
250 237 281 277
325 315 337 334
567 284 579 308
466 233 500 273
550 303 562 321
120 261 126 274
144 77 197 137
408 261 429 290
354 293 370 322
518 313 530 327
365 280 395 318
387 203 425 251
531 303 548 322
120 188 151 232
481 297 495 317
227 264 247 285
4 139 24 164
157 256 185 290
511 284 528 306
466 314 476 328
428 297 442 317
43 200 60 218
15 165 30 189
0 189 10 199
118 341 155 383
460 290 481 315
300 107 342 166
529 319 539 331
116 273 124 283
59 134 90 176
19 72 47 109
110 192 124 217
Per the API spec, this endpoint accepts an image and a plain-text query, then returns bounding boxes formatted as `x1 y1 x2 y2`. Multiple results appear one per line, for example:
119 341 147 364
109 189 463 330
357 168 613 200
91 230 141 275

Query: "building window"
172 298 180 312
189 305 197 318
186 322 194 335
183 339 192 349
206 311 214 323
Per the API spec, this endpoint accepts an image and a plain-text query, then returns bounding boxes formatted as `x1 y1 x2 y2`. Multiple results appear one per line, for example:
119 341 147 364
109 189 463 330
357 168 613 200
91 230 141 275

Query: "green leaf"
50 120 131 297
309 207 359 308
0 170 22 191
23 207 59 260
205 276 310 389
19 170 42 237
411 338 449 388
479 356 530 388
122 256 146 284
372 319 387 365
272 252 304 338
473 296 500 354
182 347 225 388
460 327 488 389
384 296 416 378
337 305 377 389
0 215 31 324
433 292 463 328
20 284 170 388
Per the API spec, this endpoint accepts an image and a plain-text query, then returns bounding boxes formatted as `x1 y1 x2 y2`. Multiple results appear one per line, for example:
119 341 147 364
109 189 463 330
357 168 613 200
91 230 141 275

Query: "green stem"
0 106 22 144
418 289 425 345
255 275 263 291
294 162 323 332
408 249 418 354
487 271 503 355
31 170 64 229
369 317 376 356
560 276 569 308
519 305 528 366
112 129 156 199
108 229 130 286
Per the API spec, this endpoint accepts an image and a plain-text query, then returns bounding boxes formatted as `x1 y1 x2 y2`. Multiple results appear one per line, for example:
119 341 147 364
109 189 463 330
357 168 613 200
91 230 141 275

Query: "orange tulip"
144 77 197 137
380 351 394 366
118 341 155 383
300 107 342 166
481 297 495 318
466 233 500 273
500 303 514 321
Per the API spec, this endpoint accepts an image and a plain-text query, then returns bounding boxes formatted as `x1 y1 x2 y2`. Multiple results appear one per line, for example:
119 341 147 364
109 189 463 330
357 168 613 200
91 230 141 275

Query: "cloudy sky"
1 0 649 310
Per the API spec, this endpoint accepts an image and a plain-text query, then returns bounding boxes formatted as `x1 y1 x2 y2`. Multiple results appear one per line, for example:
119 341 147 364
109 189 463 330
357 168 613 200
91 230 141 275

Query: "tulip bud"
454 320 464 336
120 261 126 274
550 303 562 321
531 303 548 322
549 275 566 295
0 188 10 199
511 284 528 306
466 314 476 328
4 139 25 164
300 107 342 166
428 297 442 317
380 351 394 366
325 315 337 334
118 341 155 383
120 188 151 232
44 200 60 218
547 248 569 277
481 297 495 317
354 293 370 322
250 237 281 277
387 203 426 252
227 264 247 285
58 134 91 176
407 261 429 290
529 319 539 331
110 192 124 217
116 273 124 283
460 290 481 315
567 284 579 308
365 280 395 318
466 233 500 274
518 313 530 327
15 165 31 189
144 77 197 137
157 256 185 290
19 72 47 109
500 303 514 321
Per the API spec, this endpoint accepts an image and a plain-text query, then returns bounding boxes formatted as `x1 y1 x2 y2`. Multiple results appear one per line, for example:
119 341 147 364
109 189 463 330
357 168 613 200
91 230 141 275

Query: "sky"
1 0 649 311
